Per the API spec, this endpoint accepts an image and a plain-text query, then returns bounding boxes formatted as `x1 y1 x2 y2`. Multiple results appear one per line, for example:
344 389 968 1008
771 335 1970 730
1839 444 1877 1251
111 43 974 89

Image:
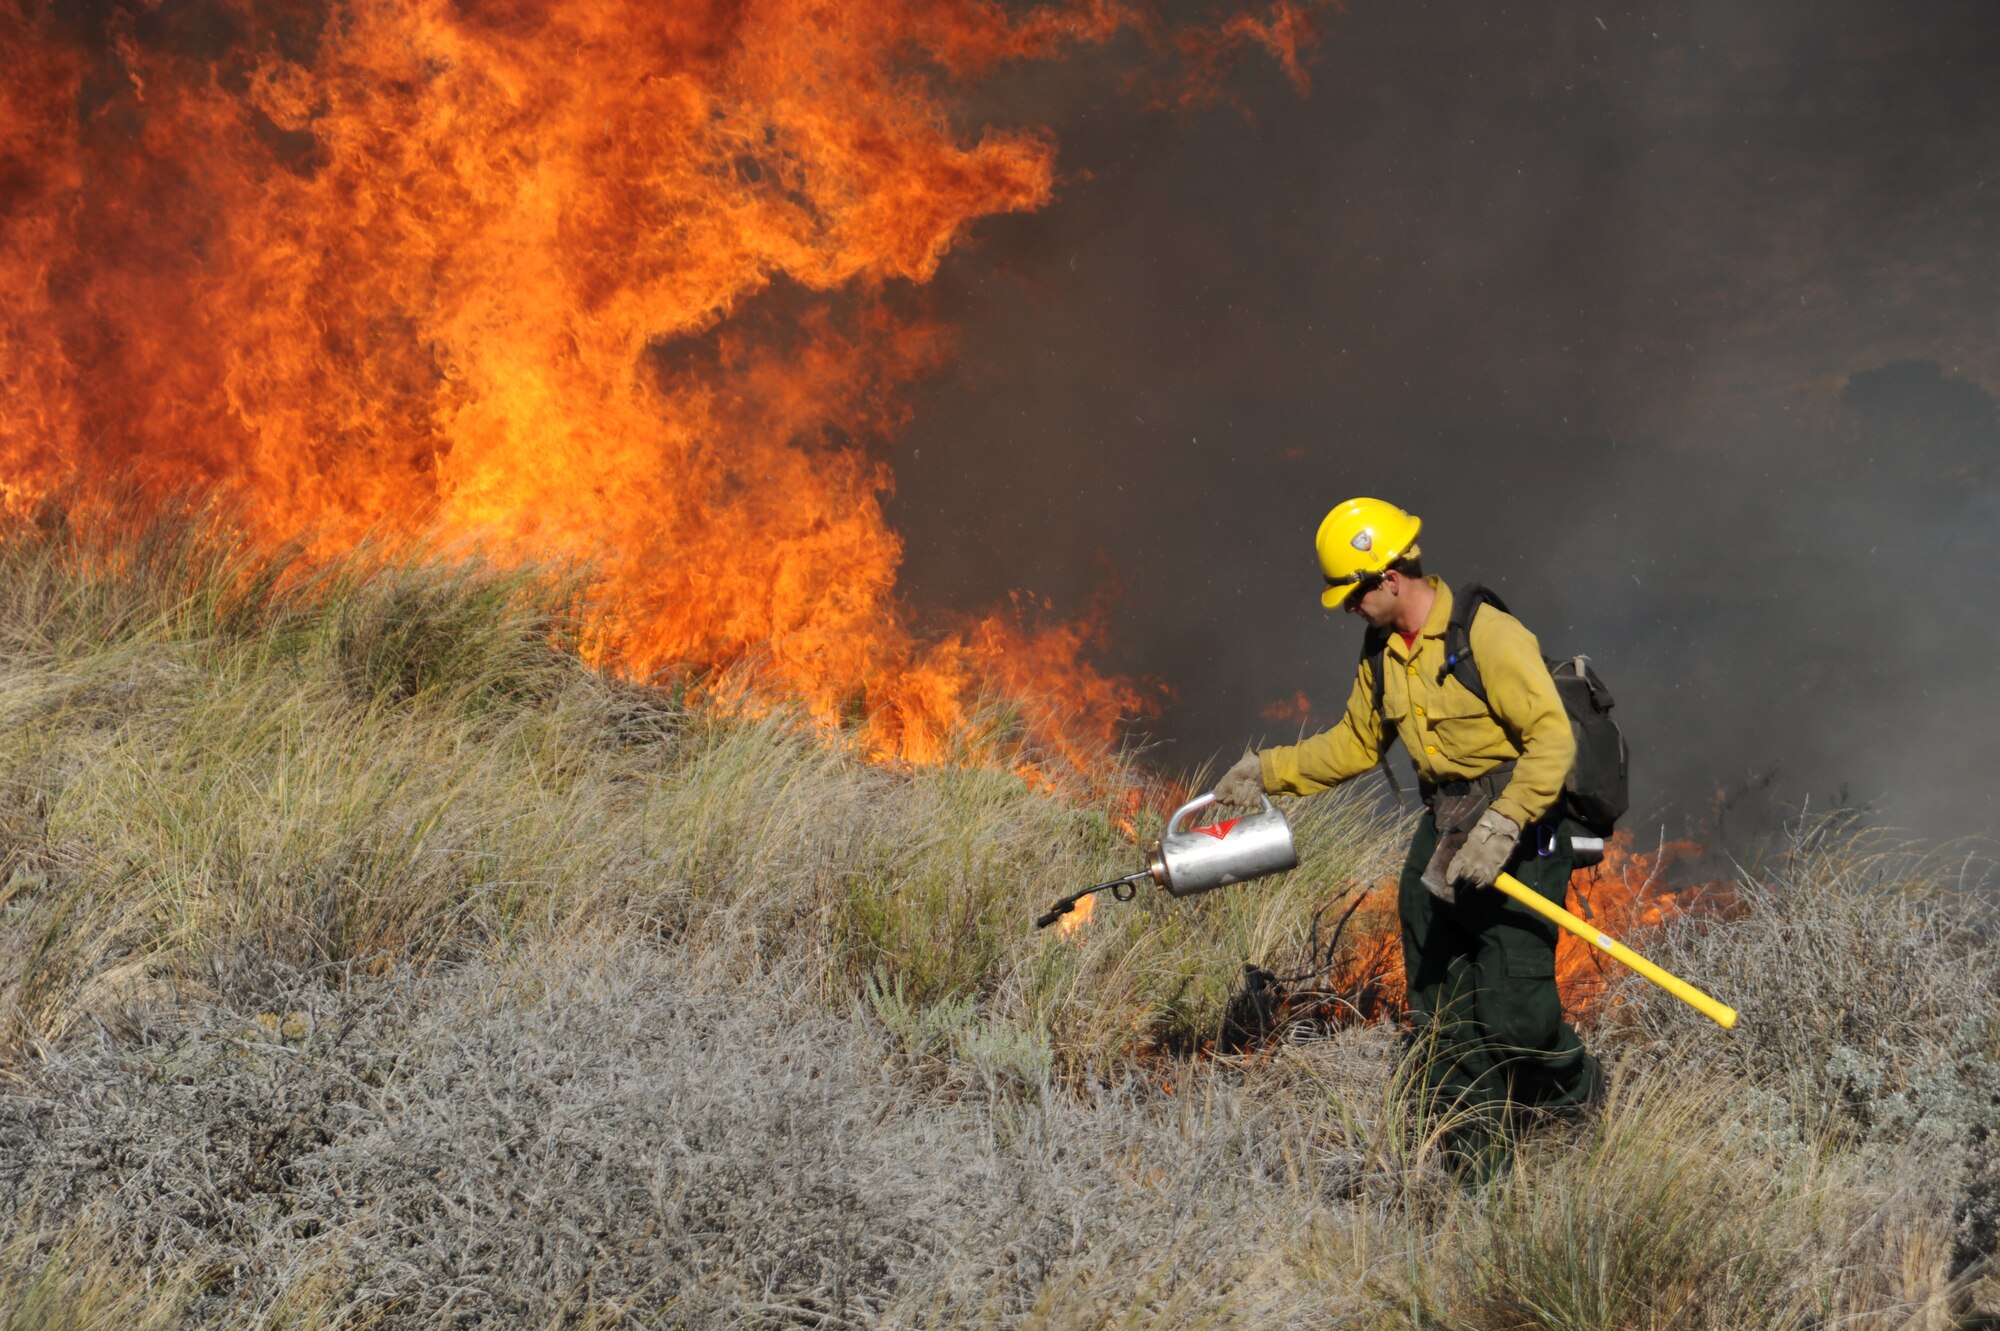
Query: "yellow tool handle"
1492 871 1738 1030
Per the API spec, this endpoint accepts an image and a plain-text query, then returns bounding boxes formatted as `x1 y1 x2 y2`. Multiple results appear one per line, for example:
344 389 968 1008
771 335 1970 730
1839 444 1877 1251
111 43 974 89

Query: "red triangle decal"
1193 818 1242 840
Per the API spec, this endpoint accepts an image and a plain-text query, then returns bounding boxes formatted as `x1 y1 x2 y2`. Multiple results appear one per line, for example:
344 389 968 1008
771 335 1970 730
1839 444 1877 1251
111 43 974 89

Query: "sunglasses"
1327 571 1387 598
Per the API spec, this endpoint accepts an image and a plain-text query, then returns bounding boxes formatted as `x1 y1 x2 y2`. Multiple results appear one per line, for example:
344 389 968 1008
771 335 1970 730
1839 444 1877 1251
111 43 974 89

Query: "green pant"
1398 813 1602 1153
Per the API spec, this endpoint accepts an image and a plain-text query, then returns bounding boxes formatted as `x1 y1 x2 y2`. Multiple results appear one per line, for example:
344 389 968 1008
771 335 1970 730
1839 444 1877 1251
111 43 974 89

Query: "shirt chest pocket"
1423 676 1510 756
1379 661 1423 726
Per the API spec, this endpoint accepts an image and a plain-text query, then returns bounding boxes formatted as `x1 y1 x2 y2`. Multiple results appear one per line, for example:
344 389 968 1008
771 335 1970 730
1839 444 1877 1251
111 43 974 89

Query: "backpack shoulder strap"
1360 625 1391 716
1358 625 1401 768
1441 582 1508 706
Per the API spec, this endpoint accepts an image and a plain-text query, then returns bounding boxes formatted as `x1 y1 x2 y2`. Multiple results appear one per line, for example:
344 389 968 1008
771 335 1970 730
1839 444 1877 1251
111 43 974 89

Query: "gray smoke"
891 0 2000 848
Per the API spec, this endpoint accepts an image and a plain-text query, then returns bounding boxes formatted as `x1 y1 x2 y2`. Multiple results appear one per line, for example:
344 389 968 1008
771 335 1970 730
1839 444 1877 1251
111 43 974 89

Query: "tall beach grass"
0 495 1992 1327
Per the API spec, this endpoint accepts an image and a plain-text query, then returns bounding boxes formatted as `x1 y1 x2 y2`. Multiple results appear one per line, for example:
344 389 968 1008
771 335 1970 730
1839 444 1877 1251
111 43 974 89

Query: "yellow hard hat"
1315 498 1421 608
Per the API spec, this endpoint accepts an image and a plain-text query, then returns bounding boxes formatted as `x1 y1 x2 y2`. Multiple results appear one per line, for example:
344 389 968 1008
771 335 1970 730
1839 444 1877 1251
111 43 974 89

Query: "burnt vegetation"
0 498 1995 1329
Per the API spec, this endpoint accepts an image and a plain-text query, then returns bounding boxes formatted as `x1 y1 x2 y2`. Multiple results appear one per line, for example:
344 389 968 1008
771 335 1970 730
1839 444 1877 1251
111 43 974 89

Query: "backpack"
1363 583 1629 836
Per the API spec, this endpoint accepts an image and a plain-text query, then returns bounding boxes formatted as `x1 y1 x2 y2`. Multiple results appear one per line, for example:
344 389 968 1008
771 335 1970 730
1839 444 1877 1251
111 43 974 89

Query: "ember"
1260 690 1314 724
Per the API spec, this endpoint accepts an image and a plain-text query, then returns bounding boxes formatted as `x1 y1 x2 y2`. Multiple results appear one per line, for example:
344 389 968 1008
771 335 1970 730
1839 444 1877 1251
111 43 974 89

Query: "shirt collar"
1419 576 1451 638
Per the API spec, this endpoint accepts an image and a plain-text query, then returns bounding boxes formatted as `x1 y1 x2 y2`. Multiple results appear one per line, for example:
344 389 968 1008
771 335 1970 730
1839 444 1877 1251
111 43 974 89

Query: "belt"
1417 760 1516 809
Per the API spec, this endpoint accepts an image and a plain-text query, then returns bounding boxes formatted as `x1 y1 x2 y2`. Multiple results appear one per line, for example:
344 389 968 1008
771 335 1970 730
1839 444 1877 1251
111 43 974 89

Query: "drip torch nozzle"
1034 871 1151 930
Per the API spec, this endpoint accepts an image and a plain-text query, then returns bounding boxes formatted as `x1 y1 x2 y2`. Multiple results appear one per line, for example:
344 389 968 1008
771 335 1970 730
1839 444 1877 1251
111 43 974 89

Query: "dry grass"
0 496 1994 1328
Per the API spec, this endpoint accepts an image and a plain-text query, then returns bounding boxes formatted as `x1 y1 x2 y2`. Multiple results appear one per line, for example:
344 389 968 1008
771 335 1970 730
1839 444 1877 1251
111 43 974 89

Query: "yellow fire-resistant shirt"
1259 578 1575 829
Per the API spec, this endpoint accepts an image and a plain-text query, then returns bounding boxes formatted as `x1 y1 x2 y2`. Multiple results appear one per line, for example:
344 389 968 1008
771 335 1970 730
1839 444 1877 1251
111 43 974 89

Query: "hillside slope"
0 502 1994 1328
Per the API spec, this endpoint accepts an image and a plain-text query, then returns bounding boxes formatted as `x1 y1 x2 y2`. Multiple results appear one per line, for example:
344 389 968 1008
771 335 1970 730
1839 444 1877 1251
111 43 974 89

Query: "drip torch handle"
1168 790 1278 835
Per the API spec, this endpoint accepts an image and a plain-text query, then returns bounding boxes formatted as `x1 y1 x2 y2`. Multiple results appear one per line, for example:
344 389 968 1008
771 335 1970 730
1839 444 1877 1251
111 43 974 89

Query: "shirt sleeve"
1469 611 1576 827
1259 662 1389 796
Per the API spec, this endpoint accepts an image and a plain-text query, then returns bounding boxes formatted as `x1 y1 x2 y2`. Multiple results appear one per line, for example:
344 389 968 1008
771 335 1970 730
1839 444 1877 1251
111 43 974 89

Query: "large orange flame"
0 0 1321 778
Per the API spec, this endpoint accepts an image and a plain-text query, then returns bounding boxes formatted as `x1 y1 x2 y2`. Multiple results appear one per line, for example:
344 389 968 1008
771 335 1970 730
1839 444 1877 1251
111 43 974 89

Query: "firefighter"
1214 497 1603 1164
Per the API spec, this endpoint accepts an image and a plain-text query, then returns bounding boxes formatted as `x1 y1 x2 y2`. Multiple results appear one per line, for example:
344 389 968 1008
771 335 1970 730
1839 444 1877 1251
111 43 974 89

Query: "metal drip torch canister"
1148 792 1298 897
1034 791 1299 929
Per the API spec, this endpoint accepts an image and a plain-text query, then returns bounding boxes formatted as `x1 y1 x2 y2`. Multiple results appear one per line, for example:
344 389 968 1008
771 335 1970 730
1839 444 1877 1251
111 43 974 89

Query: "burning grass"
4 0 1300 777
0 504 1995 1328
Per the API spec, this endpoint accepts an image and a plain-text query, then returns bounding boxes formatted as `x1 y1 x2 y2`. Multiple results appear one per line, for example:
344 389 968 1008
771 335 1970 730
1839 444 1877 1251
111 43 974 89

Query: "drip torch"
1037 794 1738 1031
1035 791 1299 929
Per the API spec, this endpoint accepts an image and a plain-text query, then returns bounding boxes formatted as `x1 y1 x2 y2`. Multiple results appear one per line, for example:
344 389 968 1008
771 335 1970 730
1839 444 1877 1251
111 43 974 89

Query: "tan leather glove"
1448 808 1520 889
1213 750 1266 807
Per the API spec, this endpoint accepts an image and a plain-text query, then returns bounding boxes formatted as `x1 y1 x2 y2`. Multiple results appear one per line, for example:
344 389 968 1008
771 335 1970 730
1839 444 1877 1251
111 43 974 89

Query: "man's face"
1343 571 1401 628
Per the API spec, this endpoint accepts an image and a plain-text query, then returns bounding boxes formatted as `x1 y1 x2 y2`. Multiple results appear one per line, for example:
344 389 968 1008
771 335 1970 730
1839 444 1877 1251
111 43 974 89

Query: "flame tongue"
0 0 1319 777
